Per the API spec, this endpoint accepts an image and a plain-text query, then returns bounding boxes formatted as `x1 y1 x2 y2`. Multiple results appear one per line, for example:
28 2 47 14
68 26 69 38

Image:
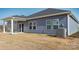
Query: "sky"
63 8 79 19
0 8 45 19
0 8 79 24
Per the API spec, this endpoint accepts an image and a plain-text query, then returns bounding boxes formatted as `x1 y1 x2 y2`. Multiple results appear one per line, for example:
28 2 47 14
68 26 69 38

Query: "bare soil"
0 32 79 50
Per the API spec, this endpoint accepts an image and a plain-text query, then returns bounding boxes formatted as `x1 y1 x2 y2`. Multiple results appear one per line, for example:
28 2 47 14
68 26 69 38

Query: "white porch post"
11 19 14 34
3 20 6 33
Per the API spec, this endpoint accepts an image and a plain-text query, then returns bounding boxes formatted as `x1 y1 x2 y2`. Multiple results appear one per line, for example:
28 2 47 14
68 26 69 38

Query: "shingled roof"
2 8 78 23
13 15 27 18
27 8 70 18
4 8 70 20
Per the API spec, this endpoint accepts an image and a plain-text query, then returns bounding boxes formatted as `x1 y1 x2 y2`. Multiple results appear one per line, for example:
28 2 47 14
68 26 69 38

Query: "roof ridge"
27 8 70 18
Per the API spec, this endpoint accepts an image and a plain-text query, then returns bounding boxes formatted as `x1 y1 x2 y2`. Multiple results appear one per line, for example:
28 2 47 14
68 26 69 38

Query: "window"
29 22 32 30
47 20 52 25
46 19 59 29
53 19 59 29
29 22 37 30
47 20 52 29
47 25 51 29
33 26 36 29
53 25 58 29
29 23 32 26
29 26 32 29
52 19 59 25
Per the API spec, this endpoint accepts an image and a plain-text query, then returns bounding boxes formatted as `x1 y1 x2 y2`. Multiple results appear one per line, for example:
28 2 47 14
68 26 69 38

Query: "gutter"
26 12 70 20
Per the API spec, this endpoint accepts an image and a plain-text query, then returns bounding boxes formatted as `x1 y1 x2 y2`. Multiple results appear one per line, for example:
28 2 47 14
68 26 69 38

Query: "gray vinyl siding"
6 14 68 35
68 15 79 35
13 21 18 32
24 14 68 35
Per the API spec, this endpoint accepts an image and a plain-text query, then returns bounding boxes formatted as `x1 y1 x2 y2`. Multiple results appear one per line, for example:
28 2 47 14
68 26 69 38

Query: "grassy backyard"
0 32 79 50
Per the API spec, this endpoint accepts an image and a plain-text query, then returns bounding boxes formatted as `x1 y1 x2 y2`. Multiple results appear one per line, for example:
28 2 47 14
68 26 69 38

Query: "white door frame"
19 23 24 32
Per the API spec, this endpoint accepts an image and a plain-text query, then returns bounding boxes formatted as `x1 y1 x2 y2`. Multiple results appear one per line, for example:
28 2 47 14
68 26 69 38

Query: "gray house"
2 8 79 37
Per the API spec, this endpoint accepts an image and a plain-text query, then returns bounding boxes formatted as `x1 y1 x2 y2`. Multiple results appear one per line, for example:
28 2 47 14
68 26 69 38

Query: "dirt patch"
0 33 79 50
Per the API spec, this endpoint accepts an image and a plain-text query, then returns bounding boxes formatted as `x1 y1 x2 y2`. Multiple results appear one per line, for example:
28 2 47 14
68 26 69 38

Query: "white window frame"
29 22 32 30
29 21 37 30
53 19 59 29
46 19 59 30
46 20 52 30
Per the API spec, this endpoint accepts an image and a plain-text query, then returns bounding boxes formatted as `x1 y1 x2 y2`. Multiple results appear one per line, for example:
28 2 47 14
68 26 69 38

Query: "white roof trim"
69 13 79 23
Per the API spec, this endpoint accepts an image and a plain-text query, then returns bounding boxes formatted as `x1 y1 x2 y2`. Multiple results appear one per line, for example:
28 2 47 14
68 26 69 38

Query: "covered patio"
2 16 27 34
